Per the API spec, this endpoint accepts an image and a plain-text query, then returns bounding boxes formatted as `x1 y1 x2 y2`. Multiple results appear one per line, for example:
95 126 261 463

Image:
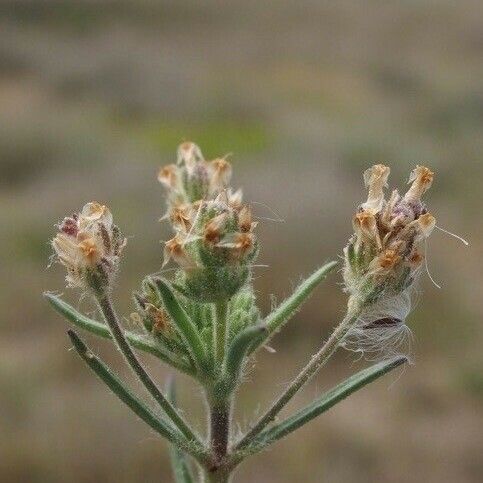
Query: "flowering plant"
45 143 438 482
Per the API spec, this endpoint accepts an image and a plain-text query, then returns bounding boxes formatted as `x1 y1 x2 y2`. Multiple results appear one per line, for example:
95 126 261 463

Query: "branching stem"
95 290 201 446
235 304 362 450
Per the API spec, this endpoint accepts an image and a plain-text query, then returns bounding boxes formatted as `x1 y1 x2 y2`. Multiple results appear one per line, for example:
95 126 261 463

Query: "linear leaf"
149 278 209 373
253 356 407 447
44 292 194 375
224 324 268 390
67 330 198 457
250 261 338 354
167 377 195 483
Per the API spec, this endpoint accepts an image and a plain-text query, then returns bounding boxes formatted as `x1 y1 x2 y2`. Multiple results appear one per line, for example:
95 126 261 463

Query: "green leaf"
250 261 338 354
149 278 209 374
44 292 194 376
252 356 407 447
167 377 195 483
67 329 192 452
224 324 268 391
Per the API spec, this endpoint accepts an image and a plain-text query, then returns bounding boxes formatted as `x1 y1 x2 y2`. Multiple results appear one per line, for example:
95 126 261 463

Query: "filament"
435 225 469 246
424 238 441 289
250 201 285 223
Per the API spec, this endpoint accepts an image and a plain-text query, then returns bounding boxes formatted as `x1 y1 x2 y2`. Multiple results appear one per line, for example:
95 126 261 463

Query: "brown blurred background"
1 1 482 482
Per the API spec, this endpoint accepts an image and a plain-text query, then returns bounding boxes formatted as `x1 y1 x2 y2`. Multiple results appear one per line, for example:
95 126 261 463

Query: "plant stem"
210 400 231 462
204 396 233 483
250 356 407 449
235 305 362 450
201 469 232 483
67 330 207 464
95 291 201 446
214 300 229 367
249 261 338 356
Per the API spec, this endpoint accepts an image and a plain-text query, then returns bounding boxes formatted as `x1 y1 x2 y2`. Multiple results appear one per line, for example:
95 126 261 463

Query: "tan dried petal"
377 249 401 270
415 213 436 239
170 204 193 232
158 164 178 189
146 304 171 335
78 237 101 265
218 232 254 258
164 235 193 268
210 158 232 191
353 211 381 249
204 213 228 244
362 164 390 214
238 206 254 233
52 233 79 266
177 142 204 168
409 250 424 266
404 166 434 202
227 188 243 209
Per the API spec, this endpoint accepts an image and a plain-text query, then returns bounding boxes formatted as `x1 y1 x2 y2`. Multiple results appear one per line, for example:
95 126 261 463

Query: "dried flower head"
344 165 436 303
157 143 258 302
52 202 126 291
342 164 436 358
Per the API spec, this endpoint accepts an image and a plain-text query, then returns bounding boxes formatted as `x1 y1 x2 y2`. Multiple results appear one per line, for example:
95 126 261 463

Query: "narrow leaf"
250 261 338 354
149 278 209 373
167 377 195 483
224 324 268 390
253 356 407 447
44 292 193 375
67 330 187 449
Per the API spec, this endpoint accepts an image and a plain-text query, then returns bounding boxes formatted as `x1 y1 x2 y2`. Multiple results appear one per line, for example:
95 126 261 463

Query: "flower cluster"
52 202 126 291
46 145 439 481
341 165 436 358
343 165 436 305
158 142 258 302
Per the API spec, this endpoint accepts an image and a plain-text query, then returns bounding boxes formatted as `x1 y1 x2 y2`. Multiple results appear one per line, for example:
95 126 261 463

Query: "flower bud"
52 202 126 291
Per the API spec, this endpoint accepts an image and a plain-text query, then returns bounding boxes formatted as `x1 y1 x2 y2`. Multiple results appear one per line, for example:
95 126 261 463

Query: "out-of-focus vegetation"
0 1 481 482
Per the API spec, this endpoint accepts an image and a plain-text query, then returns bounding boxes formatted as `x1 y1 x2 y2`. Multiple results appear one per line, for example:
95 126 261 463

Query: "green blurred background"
1 1 482 482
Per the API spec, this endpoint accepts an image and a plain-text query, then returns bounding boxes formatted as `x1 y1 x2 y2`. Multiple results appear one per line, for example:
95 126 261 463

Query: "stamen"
250 201 285 223
435 225 469 246
424 239 441 289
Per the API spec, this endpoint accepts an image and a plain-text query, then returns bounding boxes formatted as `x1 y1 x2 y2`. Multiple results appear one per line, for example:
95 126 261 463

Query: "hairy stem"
249 356 407 451
205 395 233 483
201 469 232 483
210 401 231 462
67 330 207 463
95 291 201 446
249 261 338 355
236 304 362 450
214 300 229 367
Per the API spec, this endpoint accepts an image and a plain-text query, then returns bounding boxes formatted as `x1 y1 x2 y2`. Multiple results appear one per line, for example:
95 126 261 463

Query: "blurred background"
1 1 482 482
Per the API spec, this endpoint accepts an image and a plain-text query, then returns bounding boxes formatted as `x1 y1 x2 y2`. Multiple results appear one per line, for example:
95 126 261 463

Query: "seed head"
52 202 126 291
158 143 259 302
343 165 436 304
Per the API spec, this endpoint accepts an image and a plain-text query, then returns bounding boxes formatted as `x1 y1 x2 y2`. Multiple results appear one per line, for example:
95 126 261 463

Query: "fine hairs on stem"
46 147 455 482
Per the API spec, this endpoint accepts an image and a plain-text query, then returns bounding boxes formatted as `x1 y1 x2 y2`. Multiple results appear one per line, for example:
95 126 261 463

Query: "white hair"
341 290 414 361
